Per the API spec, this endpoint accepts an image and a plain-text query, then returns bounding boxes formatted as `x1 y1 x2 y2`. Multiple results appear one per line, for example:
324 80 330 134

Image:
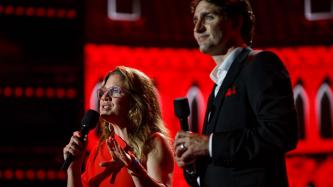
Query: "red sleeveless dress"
81 138 135 187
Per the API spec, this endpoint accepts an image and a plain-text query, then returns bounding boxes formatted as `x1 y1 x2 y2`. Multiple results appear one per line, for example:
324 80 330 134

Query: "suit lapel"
206 47 251 134
203 85 216 135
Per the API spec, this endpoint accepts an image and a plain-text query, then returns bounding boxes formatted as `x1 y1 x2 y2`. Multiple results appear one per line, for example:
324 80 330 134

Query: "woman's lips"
100 102 112 111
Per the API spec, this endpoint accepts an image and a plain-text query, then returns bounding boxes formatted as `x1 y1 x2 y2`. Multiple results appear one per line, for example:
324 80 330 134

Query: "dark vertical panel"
295 95 306 139
320 93 333 138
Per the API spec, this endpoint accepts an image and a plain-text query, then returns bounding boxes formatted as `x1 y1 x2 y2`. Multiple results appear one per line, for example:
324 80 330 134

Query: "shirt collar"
210 47 244 84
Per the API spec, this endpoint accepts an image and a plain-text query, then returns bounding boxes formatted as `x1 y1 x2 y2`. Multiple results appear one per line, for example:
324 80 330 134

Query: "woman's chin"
100 109 112 115
100 112 117 121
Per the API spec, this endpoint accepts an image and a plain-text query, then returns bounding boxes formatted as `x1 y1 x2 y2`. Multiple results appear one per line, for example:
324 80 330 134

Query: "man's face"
193 1 234 55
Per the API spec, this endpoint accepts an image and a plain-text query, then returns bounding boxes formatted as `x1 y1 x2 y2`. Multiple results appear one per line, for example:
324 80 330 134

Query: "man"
174 0 298 187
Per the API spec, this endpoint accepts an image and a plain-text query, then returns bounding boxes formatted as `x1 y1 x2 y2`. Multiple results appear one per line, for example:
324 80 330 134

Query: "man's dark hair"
191 0 255 46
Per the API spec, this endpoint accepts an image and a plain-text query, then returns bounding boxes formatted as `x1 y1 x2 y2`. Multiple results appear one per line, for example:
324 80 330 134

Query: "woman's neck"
112 123 129 143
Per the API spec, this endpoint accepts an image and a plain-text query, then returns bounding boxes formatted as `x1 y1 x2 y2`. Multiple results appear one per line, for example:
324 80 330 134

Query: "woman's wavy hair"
97 66 168 161
191 0 256 46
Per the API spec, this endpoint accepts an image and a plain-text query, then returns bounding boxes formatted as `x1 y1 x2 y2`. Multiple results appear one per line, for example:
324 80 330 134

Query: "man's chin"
199 45 225 56
198 43 213 53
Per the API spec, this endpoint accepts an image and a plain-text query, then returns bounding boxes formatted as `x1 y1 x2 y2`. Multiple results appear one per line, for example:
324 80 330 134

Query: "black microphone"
174 97 196 177
174 97 190 131
62 109 100 170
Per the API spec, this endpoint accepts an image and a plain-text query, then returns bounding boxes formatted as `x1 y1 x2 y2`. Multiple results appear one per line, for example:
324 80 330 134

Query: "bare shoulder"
147 132 173 161
145 133 174 186
150 132 171 152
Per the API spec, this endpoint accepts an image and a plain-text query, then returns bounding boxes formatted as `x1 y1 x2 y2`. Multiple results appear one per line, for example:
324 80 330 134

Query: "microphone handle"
180 118 189 131
179 119 196 175
61 154 75 170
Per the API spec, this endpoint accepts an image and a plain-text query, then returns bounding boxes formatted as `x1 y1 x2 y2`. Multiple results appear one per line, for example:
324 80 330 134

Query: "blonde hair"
97 66 168 161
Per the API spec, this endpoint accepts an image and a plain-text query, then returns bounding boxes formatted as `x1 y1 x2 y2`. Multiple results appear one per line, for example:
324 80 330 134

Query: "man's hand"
174 131 209 168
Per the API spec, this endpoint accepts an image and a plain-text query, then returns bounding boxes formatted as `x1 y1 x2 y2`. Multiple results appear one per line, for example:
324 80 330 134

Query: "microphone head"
174 97 190 119
81 109 100 133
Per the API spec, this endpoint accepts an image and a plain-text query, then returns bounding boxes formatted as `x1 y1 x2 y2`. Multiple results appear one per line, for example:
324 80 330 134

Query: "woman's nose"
100 92 111 101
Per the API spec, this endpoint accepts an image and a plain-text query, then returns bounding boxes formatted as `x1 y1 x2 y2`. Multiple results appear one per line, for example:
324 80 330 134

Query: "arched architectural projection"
108 0 141 21
89 81 102 112
293 84 310 140
304 0 333 21
186 85 206 133
316 83 333 139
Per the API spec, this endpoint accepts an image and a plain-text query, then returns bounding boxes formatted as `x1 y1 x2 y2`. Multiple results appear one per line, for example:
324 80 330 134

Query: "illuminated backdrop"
85 44 333 187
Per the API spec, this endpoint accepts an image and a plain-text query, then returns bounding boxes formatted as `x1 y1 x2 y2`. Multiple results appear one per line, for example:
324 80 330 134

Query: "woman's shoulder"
149 132 170 147
147 132 172 157
150 132 168 140
145 132 174 174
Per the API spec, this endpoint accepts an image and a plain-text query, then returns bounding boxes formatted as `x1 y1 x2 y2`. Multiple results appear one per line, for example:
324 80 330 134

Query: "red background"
84 44 333 187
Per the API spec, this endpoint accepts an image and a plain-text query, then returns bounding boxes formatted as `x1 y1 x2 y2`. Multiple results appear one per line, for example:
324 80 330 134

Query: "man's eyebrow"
194 12 209 19
196 10 220 17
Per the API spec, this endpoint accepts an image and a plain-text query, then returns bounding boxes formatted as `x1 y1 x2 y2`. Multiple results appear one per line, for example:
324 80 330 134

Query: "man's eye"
205 15 214 20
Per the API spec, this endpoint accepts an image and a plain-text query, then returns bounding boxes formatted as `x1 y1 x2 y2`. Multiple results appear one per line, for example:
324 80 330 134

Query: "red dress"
81 140 135 187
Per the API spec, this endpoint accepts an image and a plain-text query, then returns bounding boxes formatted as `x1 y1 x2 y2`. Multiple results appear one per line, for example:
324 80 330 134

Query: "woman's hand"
105 137 134 168
63 131 87 170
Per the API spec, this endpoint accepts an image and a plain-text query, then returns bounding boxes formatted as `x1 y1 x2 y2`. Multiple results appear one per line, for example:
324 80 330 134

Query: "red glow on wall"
57 170 66 180
5 5 14 15
57 9 66 18
47 8 56 17
4 169 14 180
0 86 77 99
26 7 34 17
67 10 76 19
36 87 44 98
46 87 55 98
0 169 65 181
66 88 77 99
36 169 46 181
15 169 24 180
15 6 24 16
25 87 34 97
4 86 12 97
46 170 56 180
56 88 66 98
84 44 333 187
26 169 35 180
14 87 23 97
0 5 77 19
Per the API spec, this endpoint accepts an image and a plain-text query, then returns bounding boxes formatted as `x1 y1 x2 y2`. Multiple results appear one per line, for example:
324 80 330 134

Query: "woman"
63 66 174 187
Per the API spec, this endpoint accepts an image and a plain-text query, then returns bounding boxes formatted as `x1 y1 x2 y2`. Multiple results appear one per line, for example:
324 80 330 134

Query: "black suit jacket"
185 48 298 187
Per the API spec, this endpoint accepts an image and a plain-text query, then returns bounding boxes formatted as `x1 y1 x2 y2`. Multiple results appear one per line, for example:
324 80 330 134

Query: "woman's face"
99 73 130 123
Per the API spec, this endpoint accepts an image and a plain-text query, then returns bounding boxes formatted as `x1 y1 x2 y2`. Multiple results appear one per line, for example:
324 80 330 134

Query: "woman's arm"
131 133 174 187
63 131 85 187
67 168 83 187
